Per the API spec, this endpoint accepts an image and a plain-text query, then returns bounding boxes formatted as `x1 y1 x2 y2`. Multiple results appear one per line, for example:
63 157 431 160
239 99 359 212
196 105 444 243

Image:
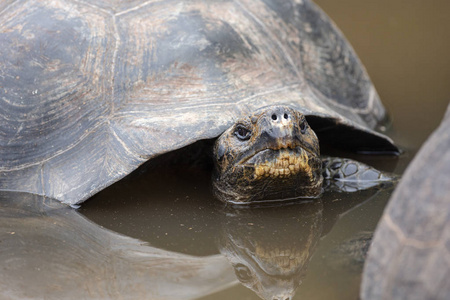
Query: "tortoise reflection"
1 173 388 299
218 193 377 300
219 201 322 300
0 192 235 299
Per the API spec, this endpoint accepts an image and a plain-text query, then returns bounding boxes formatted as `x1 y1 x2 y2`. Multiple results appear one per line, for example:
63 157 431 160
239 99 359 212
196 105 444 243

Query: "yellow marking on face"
254 244 310 271
252 150 313 180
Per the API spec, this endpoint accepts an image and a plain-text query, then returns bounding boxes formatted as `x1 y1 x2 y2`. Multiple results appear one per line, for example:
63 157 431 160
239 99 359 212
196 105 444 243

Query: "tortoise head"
213 105 323 204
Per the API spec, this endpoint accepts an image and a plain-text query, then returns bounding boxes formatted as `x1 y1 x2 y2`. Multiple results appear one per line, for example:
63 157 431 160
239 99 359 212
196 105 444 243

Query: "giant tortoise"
361 104 450 300
0 0 397 205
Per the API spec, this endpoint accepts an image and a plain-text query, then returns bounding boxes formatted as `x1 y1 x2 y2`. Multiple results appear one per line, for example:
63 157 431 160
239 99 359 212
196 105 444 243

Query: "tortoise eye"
299 119 307 134
234 263 252 282
234 125 251 141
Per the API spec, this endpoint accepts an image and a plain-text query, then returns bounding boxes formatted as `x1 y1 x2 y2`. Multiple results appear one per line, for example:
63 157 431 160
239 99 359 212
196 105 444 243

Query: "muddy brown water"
1 1 449 299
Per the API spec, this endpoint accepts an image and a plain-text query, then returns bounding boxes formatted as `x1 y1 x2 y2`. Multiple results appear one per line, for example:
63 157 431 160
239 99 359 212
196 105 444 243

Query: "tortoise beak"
250 106 319 158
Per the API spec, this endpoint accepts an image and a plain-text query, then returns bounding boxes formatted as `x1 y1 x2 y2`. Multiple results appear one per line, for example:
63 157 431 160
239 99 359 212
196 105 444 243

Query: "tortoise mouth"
252 243 309 274
213 144 323 203
241 147 318 180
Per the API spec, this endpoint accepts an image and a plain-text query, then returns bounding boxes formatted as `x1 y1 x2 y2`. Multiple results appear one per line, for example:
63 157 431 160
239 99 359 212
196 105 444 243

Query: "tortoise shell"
361 105 450 300
0 0 396 204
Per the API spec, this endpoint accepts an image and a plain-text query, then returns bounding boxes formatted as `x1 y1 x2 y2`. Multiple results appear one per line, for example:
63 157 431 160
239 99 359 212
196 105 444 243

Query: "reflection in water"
217 190 383 300
219 201 322 300
1 187 389 300
0 163 392 300
0 192 235 299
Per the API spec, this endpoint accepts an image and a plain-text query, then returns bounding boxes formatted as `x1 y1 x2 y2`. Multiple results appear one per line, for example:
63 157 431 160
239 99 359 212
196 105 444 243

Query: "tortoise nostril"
283 113 288 119
271 114 277 121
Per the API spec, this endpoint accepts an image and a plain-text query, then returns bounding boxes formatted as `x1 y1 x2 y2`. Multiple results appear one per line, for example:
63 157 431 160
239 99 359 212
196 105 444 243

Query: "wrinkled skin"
213 105 394 204
214 105 322 203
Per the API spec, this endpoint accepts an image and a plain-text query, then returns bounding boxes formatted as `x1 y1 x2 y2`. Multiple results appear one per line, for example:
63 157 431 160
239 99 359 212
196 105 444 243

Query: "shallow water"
1 0 450 299
81 156 398 300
